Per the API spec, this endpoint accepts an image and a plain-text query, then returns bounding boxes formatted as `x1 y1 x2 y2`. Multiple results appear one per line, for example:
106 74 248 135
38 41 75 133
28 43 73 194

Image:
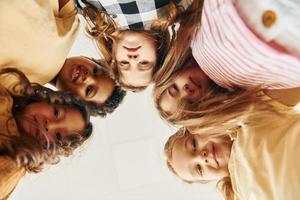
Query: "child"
51 56 126 116
153 54 300 131
155 0 300 101
0 1 126 116
76 0 198 91
0 68 93 199
165 118 300 200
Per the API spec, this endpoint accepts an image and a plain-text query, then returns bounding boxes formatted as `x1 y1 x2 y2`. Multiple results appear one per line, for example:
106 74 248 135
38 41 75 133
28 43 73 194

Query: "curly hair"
0 68 93 173
85 84 126 116
83 57 127 116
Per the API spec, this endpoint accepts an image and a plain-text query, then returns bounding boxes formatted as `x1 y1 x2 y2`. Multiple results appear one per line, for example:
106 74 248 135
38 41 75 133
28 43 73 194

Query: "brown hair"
153 0 204 85
0 68 93 173
82 1 183 91
164 128 235 200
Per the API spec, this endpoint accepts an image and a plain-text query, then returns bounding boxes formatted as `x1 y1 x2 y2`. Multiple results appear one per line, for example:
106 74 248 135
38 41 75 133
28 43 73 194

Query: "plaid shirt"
75 0 192 30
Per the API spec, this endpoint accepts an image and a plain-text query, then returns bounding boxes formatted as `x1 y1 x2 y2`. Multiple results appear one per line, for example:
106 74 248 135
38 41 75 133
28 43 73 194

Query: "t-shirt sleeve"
0 157 25 200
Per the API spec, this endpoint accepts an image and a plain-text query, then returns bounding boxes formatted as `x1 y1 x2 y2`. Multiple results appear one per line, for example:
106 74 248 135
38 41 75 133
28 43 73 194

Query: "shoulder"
0 156 25 200
0 84 13 115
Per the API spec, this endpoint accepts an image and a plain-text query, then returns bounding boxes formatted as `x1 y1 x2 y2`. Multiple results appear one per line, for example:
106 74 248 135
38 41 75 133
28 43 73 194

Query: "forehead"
26 102 52 110
62 105 85 132
159 90 178 114
91 83 115 104
171 135 195 182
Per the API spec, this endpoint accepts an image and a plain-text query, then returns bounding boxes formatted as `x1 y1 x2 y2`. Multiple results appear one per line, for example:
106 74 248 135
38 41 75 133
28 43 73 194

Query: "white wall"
10 17 223 200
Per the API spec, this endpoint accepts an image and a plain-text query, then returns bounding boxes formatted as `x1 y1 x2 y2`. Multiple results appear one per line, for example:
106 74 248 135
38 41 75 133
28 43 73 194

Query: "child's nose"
127 54 138 59
183 83 195 95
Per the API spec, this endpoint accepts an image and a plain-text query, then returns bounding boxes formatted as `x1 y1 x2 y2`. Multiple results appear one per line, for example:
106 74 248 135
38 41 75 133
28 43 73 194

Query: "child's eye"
86 86 93 97
139 62 152 70
196 164 203 176
191 137 197 151
118 61 130 70
54 107 59 118
168 84 179 97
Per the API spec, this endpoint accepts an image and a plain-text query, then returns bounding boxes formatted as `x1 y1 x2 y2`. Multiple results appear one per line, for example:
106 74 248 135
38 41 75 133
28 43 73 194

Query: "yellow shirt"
228 111 300 200
0 85 26 200
0 0 79 85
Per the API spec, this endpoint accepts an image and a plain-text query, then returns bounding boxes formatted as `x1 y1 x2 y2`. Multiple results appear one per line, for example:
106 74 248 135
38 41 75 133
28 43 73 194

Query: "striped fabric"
191 0 300 90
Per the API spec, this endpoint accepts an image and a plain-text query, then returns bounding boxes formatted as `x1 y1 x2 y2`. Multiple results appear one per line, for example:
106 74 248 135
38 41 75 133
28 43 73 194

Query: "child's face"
16 102 85 145
57 57 116 104
170 133 232 182
159 63 212 114
114 31 157 87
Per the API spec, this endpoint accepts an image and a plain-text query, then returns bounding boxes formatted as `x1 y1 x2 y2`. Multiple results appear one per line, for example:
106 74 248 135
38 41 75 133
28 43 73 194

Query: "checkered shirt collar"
75 0 188 30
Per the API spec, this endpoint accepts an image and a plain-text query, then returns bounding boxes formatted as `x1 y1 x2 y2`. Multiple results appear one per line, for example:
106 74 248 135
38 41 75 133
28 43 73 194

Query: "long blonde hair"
164 128 235 200
152 0 287 133
154 0 204 84
82 1 182 91
153 50 286 134
0 68 93 173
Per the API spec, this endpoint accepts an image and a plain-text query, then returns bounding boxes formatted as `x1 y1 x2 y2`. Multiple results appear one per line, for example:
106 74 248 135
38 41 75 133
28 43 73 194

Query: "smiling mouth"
71 66 84 82
123 46 141 52
212 144 220 167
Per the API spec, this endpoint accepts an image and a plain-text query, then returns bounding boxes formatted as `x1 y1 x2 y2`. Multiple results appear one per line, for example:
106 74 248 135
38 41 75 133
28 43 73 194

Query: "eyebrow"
118 61 130 70
87 85 98 99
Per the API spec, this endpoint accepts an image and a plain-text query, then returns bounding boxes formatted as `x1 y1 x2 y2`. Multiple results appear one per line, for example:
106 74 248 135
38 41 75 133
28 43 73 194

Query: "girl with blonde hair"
0 68 93 199
75 0 201 91
164 113 300 200
153 53 298 133
153 0 300 129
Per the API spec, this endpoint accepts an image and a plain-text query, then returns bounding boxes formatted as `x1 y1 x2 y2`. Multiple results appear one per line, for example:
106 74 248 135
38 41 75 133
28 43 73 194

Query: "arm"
264 87 300 107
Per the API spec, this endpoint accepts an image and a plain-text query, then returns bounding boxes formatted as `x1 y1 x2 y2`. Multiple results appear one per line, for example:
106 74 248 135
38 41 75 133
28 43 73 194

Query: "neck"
49 76 58 87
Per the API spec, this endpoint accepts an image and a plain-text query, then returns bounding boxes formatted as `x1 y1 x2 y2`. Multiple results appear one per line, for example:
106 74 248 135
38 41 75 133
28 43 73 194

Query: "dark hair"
84 57 127 116
86 85 126 116
0 68 93 173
